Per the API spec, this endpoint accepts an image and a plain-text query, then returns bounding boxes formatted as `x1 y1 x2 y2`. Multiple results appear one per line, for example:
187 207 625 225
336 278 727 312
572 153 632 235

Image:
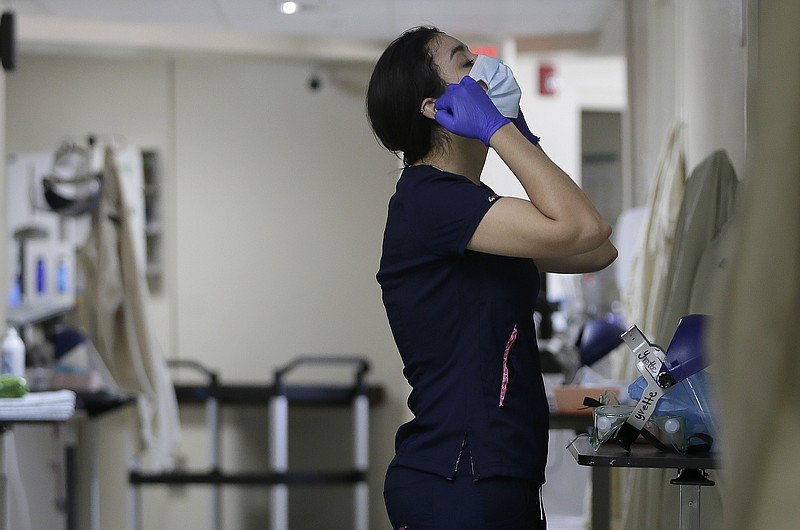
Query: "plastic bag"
628 369 717 448
590 403 689 453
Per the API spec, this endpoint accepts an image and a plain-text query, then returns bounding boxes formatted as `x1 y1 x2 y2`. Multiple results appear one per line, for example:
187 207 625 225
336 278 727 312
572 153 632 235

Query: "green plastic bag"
0 374 29 398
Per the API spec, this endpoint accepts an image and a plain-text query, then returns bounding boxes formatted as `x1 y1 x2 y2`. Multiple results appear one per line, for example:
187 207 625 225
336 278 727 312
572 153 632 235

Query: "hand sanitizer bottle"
2 327 26 378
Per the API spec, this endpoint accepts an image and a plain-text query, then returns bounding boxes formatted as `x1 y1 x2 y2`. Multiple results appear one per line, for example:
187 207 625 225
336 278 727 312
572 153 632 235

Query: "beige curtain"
617 123 686 379
709 2 800 528
610 122 685 529
619 149 738 529
656 151 738 343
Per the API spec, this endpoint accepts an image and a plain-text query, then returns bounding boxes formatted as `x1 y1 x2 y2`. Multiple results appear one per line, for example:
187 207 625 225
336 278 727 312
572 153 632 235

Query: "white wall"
5 52 405 530
482 45 627 200
481 44 627 308
627 0 747 205
679 0 748 173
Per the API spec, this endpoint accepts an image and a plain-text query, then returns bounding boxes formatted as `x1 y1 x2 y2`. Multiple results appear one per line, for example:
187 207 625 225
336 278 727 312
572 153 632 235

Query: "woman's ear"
420 97 437 120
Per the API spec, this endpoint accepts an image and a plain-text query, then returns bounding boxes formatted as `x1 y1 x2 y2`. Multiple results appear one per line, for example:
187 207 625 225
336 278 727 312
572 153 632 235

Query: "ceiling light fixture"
280 1 299 15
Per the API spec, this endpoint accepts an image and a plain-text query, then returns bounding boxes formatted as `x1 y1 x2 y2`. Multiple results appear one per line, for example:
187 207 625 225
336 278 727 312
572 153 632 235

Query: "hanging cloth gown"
620 150 738 530
618 123 686 379
710 3 800 526
77 146 180 471
656 150 739 343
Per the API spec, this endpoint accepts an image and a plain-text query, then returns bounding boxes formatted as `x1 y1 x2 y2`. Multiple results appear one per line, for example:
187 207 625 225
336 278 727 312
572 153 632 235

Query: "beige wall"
627 0 748 206
5 52 406 529
712 2 800 528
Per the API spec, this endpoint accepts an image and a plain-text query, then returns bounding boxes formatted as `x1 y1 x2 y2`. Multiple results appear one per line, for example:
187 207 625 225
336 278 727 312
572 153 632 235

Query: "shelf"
6 300 75 328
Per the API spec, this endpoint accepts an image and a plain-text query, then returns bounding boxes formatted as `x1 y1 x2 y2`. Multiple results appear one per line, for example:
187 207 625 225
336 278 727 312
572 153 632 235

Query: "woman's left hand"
511 109 541 146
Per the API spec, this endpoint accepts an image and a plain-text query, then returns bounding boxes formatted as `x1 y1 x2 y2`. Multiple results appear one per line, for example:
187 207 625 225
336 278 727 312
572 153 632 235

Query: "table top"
567 433 718 470
0 390 134 426
75 390 136 417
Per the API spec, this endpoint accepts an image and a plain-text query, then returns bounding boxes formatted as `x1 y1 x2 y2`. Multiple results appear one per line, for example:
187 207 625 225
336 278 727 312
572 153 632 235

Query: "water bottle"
57 257 69 295
2 327 26 378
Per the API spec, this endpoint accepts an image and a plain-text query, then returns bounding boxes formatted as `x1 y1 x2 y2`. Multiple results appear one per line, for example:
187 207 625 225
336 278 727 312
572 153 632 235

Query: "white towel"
0 389 76 421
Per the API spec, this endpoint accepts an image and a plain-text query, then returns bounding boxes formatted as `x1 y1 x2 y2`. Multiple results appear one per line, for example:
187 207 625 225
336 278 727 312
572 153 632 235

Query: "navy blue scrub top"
377 164 549 485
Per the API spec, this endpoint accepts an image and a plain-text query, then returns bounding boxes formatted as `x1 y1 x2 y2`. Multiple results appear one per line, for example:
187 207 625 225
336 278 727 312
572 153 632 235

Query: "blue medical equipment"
615 314 713 452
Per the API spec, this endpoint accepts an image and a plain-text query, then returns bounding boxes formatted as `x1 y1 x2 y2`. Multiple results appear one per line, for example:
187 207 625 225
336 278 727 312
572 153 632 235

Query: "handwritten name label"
637 348 661 378
634 391 659 421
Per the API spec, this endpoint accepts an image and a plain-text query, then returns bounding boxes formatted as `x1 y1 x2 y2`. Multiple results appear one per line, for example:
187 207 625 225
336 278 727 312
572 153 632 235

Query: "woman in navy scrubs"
367 26 617 530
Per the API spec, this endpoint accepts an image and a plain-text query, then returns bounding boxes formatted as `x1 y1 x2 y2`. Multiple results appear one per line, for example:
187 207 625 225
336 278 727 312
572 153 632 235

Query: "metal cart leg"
207 395 222 530
159 359 223 530
86 420 100 530
591 467 611 530
671 468 715 530
1 430 7 530
270 394 289 530
271 356 371 530
128 456 141 530
353 393 369 530
679 483 701 530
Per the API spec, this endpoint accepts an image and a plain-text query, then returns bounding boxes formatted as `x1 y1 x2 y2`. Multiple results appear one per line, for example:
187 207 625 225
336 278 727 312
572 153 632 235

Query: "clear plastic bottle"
57 257 68 295
2 327 26 378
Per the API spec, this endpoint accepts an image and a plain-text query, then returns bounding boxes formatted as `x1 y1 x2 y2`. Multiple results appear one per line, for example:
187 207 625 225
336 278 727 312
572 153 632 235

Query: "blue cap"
579 319 626 366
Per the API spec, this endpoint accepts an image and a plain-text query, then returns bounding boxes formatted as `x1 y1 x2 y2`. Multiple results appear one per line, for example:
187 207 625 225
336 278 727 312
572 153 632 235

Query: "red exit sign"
469 45 498 58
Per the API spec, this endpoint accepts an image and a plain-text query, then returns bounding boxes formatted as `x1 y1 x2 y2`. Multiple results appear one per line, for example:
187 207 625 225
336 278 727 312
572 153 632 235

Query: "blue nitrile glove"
434 76 510 146
511 109 541 146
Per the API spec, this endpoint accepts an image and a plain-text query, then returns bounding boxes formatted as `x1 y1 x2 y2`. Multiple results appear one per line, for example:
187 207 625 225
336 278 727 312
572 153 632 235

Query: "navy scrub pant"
383 463 546 530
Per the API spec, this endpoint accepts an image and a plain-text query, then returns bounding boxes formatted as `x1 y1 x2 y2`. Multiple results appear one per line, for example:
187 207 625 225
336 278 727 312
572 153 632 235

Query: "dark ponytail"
366 26 448 166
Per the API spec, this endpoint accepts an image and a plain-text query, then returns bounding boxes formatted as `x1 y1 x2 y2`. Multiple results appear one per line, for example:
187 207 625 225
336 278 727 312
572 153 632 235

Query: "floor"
547 515 587 529
543 429 592 530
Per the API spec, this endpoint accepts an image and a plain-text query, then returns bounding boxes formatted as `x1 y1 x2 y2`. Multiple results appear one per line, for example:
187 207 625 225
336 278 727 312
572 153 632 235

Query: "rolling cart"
129 355 375 530
129 359 223 530
270 356 370 530
567 434 717 530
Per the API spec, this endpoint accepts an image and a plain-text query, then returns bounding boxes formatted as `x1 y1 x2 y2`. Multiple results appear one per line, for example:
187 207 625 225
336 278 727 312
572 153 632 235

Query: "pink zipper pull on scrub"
499 324 518 407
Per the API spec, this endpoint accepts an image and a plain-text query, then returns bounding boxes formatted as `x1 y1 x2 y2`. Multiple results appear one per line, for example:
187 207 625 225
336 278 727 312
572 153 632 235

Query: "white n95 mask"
468 54 522 119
